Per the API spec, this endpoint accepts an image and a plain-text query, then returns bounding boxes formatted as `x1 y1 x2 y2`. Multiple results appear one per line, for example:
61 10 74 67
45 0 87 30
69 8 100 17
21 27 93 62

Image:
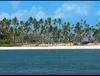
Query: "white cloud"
0 13 10 20
16 6 47 20
53 2 90 19
0 2 91 21
35 11 46 19
11 10 27 19
0 6 47 21
9 1 20 9
96 10 100 15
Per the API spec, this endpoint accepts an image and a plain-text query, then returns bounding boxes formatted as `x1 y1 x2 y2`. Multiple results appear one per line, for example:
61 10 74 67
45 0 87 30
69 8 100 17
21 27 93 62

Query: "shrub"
74 42 78 45
0 44 9 47
0 44 22 47
35 44 39 46
81 41 88 45
8 44 22 47
0 39 9 44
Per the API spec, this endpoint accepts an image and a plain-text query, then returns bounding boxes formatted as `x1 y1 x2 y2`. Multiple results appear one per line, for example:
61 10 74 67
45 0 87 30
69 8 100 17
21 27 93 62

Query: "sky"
0 1 100 26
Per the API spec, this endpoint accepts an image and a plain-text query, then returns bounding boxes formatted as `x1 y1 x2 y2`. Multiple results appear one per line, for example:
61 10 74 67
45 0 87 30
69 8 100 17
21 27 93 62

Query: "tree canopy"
0 17 100 46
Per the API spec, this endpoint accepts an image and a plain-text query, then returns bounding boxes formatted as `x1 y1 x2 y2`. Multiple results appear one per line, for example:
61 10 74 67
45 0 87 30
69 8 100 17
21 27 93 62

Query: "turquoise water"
0 49 100 75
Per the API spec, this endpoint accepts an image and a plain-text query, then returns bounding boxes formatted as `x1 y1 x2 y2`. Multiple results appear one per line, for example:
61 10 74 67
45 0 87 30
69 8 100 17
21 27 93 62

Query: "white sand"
0 45 100 50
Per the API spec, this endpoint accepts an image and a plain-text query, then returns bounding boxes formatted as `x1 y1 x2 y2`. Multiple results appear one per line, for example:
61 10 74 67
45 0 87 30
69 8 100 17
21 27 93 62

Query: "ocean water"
0 49 100 75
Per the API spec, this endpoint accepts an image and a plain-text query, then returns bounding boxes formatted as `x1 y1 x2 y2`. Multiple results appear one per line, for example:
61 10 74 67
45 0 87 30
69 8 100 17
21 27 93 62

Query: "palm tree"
24 21 31 43
47 17 51 25
58 18 62 29
28 17 33 34
53 18 57 25
20 21 25 43
0 16 100 46
62 22 69 44
57 18 62 45
39 18 44 38
6 19 11 32
12 17 19 42
74 22 83 45
67 22 71 43
9 27 14 43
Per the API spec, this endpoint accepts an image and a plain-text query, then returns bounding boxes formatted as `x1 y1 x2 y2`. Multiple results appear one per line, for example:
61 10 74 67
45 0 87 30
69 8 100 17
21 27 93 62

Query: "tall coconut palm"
57 18 62 44
12 17 19 42
24 21 31 43
62 22 69 44
58 18 62 29
9 27 14 43
74 22 83 44
28 17 33 33
53 18 57 25
20 21 25 43
39 18 44 37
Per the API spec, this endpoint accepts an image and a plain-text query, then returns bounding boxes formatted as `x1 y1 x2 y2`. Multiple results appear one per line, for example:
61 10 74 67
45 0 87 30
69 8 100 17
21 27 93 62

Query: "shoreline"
0 45 100 50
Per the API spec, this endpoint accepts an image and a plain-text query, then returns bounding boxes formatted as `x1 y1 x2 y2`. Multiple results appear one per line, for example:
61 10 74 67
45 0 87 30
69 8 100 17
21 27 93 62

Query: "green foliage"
8 44 22 47
0 17 99 46
74 42 78 45
81 41 89 45
0 39 10 44
0 44 9 47
35 44 39 46
35 42 41 46
0 44 22 47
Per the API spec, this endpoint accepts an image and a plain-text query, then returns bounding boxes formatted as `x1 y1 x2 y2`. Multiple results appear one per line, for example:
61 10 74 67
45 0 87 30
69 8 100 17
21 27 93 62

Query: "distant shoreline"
0 45 100 50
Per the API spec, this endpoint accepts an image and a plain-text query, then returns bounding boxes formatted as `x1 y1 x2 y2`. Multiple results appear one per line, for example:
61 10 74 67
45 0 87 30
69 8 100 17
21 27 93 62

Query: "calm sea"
0 49 100 75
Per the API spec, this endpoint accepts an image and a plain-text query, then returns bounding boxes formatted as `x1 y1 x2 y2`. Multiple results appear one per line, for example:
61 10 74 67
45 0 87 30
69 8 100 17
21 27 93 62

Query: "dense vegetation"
0 17 100 46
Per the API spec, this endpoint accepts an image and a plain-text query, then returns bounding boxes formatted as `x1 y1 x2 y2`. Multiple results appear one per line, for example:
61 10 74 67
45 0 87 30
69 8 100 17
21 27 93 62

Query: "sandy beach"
0 45 100 50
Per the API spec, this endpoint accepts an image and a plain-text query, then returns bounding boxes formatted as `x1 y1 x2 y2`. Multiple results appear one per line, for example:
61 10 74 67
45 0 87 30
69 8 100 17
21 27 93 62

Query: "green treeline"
0 17 100 46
